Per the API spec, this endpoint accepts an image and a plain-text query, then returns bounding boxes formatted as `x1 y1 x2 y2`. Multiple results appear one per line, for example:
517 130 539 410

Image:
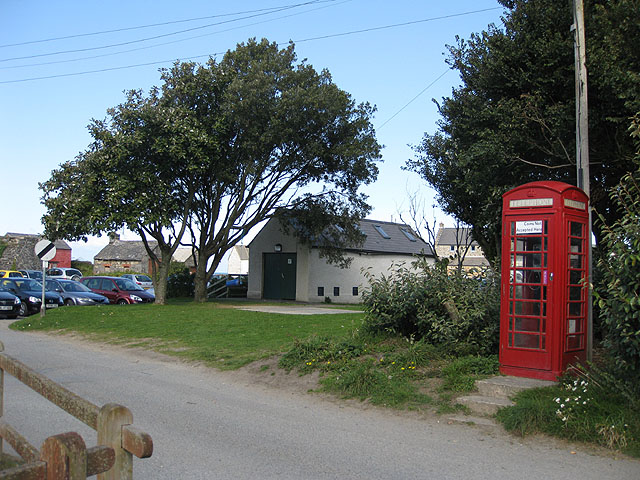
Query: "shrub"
594 160 640 389
361 258 500 355
167 268 194 298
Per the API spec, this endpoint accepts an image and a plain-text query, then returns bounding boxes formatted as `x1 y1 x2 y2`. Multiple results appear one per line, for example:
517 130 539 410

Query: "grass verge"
9 301 359 370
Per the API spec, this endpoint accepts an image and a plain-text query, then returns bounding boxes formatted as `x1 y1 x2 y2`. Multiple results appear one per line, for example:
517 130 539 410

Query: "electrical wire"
0 0 337 63
0 7 502 85
378 70 450 130
0 1 333 49
2 0 348 71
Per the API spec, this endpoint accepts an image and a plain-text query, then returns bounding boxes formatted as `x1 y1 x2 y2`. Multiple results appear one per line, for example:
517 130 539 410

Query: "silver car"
120 274 153 290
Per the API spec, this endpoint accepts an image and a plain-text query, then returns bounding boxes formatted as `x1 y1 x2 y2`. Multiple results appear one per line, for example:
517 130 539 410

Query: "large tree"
41 39 381 302
407 0 640 263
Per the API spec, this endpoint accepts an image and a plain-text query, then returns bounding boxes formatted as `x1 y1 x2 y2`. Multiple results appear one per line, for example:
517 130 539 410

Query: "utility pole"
572 0 592 361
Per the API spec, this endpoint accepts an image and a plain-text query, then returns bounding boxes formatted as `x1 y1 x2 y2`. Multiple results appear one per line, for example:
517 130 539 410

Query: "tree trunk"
151 246 173 305
193 251 209 303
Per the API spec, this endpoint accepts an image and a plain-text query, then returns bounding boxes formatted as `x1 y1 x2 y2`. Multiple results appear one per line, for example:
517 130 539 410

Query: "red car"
81 276 155 305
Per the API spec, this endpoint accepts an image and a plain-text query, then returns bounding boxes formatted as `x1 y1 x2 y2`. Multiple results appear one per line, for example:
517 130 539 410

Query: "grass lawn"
9 301 361 370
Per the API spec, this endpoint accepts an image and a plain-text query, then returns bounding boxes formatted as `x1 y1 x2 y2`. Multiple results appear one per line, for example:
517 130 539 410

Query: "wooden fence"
0 341 153 479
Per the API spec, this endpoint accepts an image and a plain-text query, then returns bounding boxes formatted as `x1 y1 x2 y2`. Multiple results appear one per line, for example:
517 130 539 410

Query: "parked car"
81 276 155 305
46 267 83 281
0 270 26 278
19 269 43 281
0 288 21 319
0 278 64 316
120 273 153 290
45 279 110 306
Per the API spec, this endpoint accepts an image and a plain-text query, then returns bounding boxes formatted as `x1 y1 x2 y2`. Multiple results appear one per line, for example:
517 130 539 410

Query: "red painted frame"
500 181 589 380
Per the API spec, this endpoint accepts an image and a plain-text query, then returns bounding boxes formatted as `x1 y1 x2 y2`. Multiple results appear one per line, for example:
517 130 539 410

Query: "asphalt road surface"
0 321 638 479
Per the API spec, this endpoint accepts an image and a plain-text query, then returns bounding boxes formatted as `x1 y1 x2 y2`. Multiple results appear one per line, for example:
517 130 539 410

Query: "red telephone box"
500 181 589 380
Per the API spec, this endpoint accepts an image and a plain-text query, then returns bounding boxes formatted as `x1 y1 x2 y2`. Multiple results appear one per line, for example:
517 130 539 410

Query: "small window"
471 245 476 252
352 287 359 296
450 246 455 252
333 287 340 297
317 286 324 297
374 225 391 239
400 227 417 242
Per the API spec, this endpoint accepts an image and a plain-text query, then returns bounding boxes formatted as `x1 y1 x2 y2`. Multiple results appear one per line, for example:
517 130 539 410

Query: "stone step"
476 376 556 399
456 395 514 416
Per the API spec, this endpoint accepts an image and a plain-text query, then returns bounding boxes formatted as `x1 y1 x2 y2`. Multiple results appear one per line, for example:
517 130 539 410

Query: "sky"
0 0 505 265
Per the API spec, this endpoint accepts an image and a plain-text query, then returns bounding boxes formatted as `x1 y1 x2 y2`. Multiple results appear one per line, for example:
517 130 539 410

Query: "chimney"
108 232 120 244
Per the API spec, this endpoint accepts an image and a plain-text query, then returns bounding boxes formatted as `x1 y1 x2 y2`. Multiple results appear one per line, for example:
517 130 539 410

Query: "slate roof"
94 239 157 261
353 219 433 256
436 227 479 247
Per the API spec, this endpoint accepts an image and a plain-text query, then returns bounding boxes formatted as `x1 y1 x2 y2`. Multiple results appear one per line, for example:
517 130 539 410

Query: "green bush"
594 161 640 390
361 258 500 355
167 268 194 298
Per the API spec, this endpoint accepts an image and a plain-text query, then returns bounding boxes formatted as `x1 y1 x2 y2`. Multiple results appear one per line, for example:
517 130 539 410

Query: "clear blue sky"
0 0 504 262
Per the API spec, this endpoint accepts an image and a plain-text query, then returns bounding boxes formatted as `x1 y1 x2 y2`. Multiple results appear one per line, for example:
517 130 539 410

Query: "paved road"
0 321 637 479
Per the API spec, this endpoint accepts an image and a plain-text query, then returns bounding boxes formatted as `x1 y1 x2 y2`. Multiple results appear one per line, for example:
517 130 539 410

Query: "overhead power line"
0 7 502 85
0 0 337 63
0 1 333 49
378 70 450 130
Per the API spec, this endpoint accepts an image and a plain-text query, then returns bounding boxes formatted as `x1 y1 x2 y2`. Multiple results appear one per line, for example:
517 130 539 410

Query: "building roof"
436 227 479 247
4 233 71 250
94 239 157 261
250 218 433 257
355 219 433 256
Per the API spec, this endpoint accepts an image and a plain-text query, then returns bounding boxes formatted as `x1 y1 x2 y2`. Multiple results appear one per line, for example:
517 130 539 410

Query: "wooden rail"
0 341 153 479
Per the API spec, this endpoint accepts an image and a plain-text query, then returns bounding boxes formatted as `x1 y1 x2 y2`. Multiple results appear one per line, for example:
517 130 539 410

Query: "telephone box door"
500 217 553 371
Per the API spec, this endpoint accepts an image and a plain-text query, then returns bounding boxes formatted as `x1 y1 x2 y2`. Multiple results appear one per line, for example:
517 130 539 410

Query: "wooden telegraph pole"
572 0 592 361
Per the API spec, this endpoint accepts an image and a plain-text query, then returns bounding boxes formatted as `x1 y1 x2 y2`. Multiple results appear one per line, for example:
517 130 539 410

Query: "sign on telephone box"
500 181 589 381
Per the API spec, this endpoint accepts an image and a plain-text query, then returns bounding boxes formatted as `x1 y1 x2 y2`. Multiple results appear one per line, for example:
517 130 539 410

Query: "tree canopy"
407 0 640 263
41 39 381 302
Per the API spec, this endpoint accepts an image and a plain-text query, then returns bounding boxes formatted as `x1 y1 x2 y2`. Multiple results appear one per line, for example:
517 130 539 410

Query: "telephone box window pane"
515 286 541 300
570 222 583 237
515 317 540 332
570 238 583 253
508 333 513 347
570 254 583 269
543 286 547 301
569 286 582 301
544 220 548 234
567 318 583 334
513 333 540 349
541 336 546 350
569 270 583 285
568 302 582 316
514 301 540 315
567 335 583 350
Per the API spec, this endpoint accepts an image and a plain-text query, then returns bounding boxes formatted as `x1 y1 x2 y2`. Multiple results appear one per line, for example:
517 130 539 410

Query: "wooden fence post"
40 431 87 480
97 404 133 480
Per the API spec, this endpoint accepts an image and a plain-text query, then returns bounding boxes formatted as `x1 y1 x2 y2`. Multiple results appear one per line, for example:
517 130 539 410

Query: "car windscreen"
114 278 143 291
61 282 92 293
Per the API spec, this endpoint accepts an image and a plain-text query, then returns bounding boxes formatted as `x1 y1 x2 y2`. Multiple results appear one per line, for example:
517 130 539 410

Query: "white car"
46 267 83 281
121 274 153 290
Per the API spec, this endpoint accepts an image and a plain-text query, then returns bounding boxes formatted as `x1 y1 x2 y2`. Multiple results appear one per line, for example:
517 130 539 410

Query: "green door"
263 253 297 300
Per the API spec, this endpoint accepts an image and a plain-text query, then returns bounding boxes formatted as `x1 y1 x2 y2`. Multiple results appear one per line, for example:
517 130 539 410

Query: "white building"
228 245 249 275
248 218 434 303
